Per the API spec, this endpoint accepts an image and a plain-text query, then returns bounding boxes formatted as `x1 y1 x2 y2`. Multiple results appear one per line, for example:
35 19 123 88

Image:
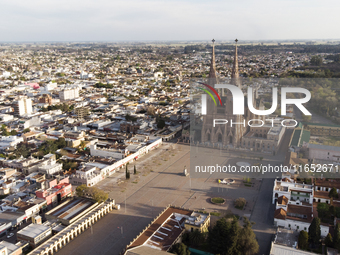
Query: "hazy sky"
1 0 339 42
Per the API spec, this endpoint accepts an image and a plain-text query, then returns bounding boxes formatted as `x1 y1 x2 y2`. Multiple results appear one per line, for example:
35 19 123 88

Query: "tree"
76 184 88 197
125 164 130 179
310 56 323 66
298 230 309 250
92 188 109 203
329 187 338 205
325 233 333 248
333 223 340 251
329 205 336 217
134 165 137 175
208 218 230 254
157 118 165 129
236 218 259 255
188 229 205 247
14 143 31 158
227 217 240 255
23 128 30 133
76 185 108 203
10 130 18 136
208 217 253 255
169 243 190 255
234 197 246 209
308 217 321 246
1 124 8 136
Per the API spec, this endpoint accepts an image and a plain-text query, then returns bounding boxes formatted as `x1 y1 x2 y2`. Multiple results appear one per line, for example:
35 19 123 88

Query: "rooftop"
46 198 96 223
17 224 50 238
274 227 298 248
128 207 193 251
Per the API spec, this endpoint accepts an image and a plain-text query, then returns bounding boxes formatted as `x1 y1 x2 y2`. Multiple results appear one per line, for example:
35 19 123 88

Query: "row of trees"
299 219 340 252
126 165 137 179
298 216 339 251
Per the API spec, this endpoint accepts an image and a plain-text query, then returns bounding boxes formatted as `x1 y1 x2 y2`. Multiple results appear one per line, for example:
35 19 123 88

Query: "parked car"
7 233 14 239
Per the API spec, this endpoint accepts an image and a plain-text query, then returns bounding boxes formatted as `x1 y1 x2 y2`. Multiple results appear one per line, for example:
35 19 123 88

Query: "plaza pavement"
56 140 287 255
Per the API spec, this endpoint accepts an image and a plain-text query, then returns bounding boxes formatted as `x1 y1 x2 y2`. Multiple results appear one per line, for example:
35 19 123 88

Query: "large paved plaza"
56 140 287 255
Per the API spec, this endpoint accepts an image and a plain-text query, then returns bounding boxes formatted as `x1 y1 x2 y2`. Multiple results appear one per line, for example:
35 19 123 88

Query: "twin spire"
208 38 239 81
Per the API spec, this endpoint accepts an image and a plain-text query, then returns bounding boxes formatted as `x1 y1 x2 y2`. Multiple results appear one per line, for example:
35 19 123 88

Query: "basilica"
200 39 265 148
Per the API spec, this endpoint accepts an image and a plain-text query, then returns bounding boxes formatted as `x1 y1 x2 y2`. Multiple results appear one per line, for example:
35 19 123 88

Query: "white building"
0 136 24 150
273 176 329 237
59 88 79 101
38 154 63 176
14 97 32 116
70 165 103 187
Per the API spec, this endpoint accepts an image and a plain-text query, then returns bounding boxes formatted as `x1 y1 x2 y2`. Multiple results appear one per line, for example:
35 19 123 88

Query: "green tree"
14 143 31 158
329 187 338 205
157 118 165 129
10 130 18 136
188 229 205 247
125 164 130 179
208 218 230 254
236 218 259 255
310 55 323 66
169 243 190 255
325 233 333 248
227 217 240 255
308 217 321 246
298 230 309 250
23 128 30 133
92 188 109 203
1 124 8 136
329 205 336 217
76 184 88 197
333 223 340 251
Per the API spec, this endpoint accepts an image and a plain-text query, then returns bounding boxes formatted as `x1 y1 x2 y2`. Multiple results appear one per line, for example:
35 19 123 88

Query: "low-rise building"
273 176 329 237
17 224 52 248
35 181 72 206
0 240 25 255
125 206 210 253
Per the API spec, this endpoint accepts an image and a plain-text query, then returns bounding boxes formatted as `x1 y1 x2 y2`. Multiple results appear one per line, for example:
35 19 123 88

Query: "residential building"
273 176 329 237
35 180 72 206
14 97 32 116
59 88 79 101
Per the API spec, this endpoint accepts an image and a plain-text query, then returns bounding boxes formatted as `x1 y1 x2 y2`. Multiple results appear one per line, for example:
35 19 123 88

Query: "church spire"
231 39 239 79
208 39 217 84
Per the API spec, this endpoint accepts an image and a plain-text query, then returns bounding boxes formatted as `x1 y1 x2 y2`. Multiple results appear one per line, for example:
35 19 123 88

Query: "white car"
7 233 14 239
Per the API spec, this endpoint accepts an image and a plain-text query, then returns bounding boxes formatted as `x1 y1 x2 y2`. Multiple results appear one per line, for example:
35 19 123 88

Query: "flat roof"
270 243 314 255
48 198 95 221
308 143 340 152
17 224 50 238
0 211 25 222
274 228 298 247
0 241 22 254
